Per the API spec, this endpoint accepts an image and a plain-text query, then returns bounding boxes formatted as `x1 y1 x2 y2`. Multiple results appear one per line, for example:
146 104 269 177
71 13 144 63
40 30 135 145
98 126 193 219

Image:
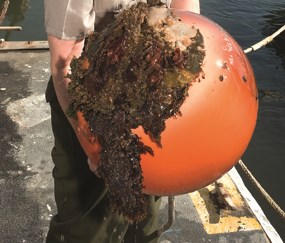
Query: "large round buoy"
75 9 258 198
136 11 259 196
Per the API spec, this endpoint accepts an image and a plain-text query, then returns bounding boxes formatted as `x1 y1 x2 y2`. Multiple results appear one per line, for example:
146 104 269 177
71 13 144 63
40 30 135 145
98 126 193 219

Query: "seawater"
1 0 284 240
202 1 285 240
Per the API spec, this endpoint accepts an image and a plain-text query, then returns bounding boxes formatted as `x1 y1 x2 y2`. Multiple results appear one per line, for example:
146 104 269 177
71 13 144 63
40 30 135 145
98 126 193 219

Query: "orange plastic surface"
76 11 258 196
136 11 258 195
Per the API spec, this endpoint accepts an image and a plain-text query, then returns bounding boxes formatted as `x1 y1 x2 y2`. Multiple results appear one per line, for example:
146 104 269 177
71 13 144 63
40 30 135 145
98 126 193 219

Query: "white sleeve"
44 0 95 40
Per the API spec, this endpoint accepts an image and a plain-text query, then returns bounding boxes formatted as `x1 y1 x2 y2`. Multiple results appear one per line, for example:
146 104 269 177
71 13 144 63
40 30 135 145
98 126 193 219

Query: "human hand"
76 111 101 173
170 0 200 14
87 157 99 174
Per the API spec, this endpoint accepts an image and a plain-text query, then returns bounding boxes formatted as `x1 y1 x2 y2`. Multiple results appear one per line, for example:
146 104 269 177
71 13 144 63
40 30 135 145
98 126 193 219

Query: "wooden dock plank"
0 40 49 50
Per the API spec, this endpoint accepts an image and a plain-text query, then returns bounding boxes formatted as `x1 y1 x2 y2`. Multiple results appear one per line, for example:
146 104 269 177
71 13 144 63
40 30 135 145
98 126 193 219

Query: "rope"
0 0 9 25
238 159 285 220
157 196 175 236
242 22 285 221
244 24 285 53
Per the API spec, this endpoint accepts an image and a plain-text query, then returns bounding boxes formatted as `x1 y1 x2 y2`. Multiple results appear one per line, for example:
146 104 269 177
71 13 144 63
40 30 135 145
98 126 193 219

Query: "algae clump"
67 1 205 221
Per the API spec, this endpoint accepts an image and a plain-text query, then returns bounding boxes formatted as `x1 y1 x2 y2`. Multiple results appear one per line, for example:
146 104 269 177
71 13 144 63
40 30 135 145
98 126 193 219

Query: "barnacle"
67 1 205 221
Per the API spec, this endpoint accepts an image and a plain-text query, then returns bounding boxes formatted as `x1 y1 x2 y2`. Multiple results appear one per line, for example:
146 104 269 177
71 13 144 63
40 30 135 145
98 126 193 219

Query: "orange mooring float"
137 11 258 196
77 10 258 196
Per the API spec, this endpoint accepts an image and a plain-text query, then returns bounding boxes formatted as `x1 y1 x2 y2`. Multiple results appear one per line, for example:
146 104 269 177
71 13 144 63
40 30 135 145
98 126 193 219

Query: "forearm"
47 34 84 129
48 34 100 170
170 0 200 14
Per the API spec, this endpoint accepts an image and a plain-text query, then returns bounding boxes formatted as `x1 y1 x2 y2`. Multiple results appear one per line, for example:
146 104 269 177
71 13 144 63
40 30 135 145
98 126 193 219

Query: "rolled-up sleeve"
44 0 173 40
44 0 95 40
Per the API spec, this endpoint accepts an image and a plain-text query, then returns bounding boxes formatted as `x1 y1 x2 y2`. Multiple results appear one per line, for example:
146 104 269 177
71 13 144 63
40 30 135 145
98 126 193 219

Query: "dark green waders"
45 78 161 243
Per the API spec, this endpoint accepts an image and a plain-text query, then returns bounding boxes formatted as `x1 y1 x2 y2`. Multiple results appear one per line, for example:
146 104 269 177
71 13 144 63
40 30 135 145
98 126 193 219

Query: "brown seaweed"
67 2 205 222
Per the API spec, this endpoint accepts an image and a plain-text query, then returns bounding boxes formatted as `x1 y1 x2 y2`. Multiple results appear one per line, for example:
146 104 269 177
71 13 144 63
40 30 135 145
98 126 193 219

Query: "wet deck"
0 50 282 242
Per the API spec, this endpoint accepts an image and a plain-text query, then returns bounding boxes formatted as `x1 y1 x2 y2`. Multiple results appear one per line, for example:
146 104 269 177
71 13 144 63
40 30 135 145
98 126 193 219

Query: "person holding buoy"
44 1 202 242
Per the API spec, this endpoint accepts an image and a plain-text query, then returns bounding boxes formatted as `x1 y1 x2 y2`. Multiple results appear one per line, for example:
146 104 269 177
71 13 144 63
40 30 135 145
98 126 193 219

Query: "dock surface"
0 50 281 242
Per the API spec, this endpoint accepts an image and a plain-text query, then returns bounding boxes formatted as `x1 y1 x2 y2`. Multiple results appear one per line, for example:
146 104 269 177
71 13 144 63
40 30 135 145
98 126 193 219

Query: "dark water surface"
1 0 284 240
201 0 285 240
